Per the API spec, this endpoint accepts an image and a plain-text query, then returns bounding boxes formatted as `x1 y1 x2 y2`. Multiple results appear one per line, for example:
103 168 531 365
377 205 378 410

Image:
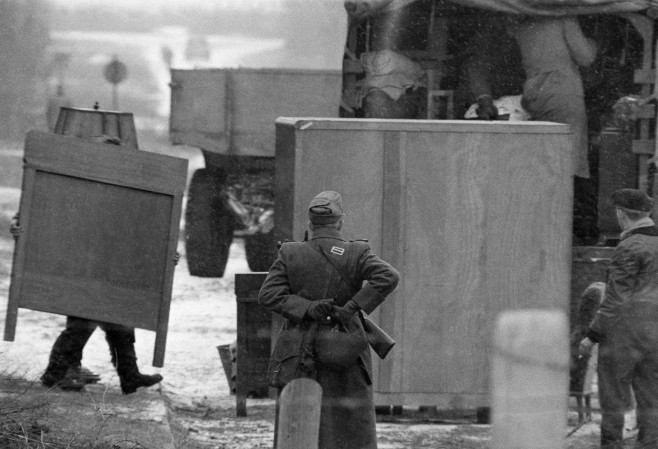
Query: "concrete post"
491 309 570 449
276 378 322 449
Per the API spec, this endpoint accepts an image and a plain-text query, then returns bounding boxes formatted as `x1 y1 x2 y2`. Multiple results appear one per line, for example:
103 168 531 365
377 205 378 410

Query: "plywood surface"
5 131 188 367
275 118 574 407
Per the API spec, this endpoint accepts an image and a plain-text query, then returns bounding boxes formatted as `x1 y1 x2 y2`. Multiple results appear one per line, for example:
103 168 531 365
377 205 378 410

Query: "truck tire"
185 169 234 277
244 232 277 272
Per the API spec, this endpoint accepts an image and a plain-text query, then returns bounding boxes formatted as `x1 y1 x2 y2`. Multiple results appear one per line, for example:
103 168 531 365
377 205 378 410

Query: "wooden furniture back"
4 131 188 367
275 118 574 408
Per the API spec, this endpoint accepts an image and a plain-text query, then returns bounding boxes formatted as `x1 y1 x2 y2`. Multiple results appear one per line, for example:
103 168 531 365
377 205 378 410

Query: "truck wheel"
185 169 234 277
244 232 277 272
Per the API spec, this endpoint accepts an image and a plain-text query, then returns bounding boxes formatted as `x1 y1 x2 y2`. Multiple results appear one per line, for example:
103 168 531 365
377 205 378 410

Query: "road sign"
104 58 127 85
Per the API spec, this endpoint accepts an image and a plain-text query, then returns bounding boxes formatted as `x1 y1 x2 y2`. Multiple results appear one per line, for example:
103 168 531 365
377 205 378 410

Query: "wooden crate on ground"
235 273 272 416
4 131 188 367
275 118 574 409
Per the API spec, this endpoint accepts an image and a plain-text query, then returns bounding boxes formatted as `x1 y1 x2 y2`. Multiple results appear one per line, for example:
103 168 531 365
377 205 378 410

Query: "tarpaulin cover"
352 0 651 16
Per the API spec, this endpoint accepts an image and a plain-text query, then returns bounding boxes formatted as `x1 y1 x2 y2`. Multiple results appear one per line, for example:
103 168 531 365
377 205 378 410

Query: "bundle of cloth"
464 95 530 121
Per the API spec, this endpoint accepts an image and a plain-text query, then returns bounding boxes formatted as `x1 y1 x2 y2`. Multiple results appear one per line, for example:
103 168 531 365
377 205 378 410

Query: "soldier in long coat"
259 191 399 449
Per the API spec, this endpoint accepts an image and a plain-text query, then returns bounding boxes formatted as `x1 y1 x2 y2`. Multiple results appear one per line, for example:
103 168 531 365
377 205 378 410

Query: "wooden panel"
235 273 270 417
5 131 188 367
275 118 573 408
632 139 655 155
24 131 187 194
634 67 655 84
598 130 637 234
229 69 341 157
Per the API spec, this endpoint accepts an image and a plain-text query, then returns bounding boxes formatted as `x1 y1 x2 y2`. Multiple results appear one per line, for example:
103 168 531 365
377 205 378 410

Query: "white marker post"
277 378 322 449
491 309 570 449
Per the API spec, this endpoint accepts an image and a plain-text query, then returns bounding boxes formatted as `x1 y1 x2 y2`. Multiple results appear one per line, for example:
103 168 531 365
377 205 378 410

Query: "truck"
170 0 658 357
169 68 341 276
170 1 658 278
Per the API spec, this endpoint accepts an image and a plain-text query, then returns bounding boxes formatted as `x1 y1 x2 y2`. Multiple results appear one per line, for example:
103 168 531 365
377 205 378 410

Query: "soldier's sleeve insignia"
330 246 345 256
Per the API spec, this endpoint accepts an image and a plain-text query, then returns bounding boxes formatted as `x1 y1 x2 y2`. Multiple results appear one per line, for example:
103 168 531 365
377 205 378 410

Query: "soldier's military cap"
308 191 343 224
611 188 655 213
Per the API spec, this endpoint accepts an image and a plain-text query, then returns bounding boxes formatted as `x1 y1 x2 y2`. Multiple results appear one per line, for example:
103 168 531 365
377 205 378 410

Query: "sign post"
103 56 128 110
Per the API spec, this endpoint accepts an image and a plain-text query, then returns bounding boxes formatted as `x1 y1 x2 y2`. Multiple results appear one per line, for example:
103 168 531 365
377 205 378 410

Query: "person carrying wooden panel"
8 134 167 395
10 214 164 394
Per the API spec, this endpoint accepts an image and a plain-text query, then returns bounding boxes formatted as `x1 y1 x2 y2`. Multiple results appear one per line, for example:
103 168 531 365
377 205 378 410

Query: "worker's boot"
105 327 163 395
120 372 164 395
41 317 96 390
68 365 101 384
54 366 101 391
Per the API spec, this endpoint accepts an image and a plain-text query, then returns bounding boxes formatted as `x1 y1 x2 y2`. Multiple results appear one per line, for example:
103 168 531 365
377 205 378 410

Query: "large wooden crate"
4 131 188 367
275 118 574 408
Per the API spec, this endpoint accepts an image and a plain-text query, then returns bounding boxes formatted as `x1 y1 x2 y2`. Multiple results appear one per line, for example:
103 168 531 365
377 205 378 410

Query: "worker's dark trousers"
42 316 139 385
597 304 658 448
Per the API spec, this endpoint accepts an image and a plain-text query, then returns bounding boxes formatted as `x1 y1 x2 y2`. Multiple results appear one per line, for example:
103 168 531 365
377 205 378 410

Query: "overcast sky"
52 0 286 11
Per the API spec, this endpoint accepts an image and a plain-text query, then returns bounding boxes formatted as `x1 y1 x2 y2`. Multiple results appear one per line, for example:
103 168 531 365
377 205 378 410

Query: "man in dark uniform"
259 191 399 449
579 189 658 448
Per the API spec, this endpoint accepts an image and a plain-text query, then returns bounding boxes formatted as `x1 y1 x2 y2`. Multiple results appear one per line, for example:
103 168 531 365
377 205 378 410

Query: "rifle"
361 315 396 360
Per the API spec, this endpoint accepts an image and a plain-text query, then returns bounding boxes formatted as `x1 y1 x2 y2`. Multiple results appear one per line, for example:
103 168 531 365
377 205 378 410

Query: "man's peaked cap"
611 188 654 213
308 191 343 224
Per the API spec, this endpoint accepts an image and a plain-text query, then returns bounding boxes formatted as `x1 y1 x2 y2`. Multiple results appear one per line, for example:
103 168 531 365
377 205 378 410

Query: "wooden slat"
632 139 655 155
153 189 184 367
380 131 405 393
634 68 655 85
24 131 187 195
3 166 36 341
19 272 160 330
275 117 570 135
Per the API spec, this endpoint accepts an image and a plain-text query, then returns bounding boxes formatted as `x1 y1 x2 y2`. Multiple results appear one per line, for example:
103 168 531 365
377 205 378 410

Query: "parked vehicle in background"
169 68 341 276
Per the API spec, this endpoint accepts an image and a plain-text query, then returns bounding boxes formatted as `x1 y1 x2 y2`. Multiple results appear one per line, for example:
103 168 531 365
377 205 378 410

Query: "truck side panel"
169 68 341 157
170 69 229 154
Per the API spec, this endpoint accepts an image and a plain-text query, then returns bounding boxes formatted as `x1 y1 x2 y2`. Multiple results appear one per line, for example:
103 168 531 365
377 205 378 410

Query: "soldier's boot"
54 366 101 391
105 329 163 395
68 365 102 384
41 317 96 390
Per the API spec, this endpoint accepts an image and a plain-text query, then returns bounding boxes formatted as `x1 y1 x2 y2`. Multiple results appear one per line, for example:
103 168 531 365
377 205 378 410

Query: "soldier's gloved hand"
332 300 361 325
307 299 335 322
476 94 498 120
9 216 23 238
578 337 594 358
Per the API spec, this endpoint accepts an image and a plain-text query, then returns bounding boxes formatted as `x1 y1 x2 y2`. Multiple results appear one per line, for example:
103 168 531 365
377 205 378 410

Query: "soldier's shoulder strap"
307 240 361 286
